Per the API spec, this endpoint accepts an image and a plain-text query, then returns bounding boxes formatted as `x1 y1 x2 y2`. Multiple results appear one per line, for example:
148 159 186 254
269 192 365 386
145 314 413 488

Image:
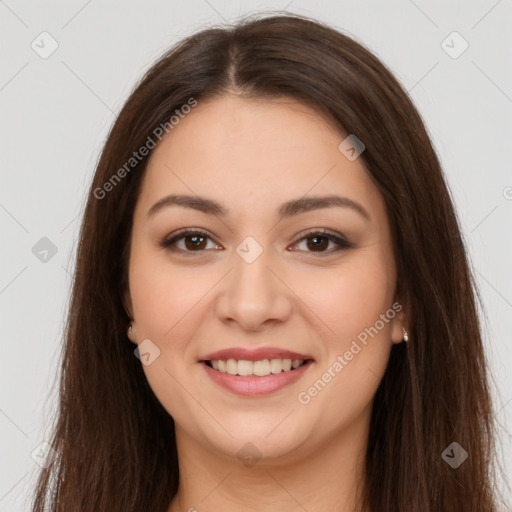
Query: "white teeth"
208 358 307 376
237 359 253 376
226 358 238 375
253 360 270 376
270 358 283 374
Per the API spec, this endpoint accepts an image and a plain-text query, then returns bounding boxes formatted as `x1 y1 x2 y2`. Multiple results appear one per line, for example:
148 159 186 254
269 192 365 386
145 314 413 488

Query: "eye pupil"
307 236 329 251
185 235 206 250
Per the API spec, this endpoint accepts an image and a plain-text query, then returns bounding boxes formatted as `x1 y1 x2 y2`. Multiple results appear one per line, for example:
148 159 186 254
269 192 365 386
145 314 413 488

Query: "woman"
31 12 504 512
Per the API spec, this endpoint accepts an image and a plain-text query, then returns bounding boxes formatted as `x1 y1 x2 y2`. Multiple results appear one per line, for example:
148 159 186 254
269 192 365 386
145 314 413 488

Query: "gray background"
1 0 511 510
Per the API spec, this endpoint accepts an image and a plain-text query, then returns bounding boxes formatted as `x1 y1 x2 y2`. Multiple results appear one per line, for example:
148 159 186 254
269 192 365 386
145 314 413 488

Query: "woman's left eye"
291 230 352 254
160 229 352 255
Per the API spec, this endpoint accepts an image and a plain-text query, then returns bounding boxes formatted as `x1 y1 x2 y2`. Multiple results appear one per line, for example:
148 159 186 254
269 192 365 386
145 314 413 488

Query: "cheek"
296 252 395 343
128 248 212 418
129 246 215 350
294 253 395 420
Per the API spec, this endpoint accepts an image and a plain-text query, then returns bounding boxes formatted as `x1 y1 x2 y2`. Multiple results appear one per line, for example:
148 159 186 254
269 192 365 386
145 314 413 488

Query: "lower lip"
200 360 314 397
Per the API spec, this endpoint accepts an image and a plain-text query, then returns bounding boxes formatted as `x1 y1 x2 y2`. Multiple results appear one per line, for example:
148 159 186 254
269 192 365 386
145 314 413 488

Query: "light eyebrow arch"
146 194 371 222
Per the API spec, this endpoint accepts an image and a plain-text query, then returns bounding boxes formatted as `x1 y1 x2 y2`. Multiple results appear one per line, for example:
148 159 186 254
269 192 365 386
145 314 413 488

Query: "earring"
402 327 409 343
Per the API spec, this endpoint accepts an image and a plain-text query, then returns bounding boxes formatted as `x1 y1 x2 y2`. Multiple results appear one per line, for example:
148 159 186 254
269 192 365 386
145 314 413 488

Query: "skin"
124 94 407 512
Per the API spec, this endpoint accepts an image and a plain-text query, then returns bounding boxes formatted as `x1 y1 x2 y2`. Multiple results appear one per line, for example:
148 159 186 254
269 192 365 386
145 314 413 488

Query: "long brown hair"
31 12 504 512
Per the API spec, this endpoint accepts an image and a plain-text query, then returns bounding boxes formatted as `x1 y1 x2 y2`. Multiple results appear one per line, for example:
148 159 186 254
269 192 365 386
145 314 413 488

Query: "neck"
167 412 370 512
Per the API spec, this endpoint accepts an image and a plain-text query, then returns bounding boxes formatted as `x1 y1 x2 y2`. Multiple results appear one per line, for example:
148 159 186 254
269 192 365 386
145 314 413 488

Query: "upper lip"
199 347 314 362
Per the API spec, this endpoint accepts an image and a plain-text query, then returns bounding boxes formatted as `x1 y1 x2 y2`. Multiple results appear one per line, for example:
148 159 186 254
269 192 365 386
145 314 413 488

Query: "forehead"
136 94 385 223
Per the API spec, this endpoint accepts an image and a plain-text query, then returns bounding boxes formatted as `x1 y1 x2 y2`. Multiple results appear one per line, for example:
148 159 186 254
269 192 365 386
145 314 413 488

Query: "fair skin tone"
125 94 407 512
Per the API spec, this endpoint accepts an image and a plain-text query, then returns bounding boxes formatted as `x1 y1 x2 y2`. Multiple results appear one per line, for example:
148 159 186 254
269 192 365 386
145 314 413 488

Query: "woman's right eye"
160 229 222 254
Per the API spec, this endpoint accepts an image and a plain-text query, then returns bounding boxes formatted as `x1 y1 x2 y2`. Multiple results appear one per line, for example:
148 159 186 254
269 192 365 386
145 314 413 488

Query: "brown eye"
291 229 352 255
161 229 220 253
183 234 207 250
304 235 330 251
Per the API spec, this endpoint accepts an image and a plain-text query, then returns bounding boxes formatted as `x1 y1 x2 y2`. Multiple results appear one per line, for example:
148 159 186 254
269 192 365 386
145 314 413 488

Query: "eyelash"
160 228 353 256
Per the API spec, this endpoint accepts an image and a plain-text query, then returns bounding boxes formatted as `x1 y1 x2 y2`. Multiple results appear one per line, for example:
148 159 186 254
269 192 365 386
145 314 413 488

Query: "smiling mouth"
204 358 312 377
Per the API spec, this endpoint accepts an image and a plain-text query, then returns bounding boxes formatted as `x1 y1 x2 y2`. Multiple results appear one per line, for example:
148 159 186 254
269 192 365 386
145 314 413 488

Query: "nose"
214 248 293 332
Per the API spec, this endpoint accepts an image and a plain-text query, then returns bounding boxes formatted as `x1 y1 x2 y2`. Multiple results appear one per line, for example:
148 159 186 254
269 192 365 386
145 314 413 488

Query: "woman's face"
125 94 406 463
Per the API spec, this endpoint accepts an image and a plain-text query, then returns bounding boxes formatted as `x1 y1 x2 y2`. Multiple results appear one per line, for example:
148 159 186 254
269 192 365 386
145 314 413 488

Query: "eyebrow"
146 194 371 222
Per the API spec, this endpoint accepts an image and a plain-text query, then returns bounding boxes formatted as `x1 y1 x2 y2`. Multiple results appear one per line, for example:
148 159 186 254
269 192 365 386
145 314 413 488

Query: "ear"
123 289 139 345
390 299 408 345
123 288 134 319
